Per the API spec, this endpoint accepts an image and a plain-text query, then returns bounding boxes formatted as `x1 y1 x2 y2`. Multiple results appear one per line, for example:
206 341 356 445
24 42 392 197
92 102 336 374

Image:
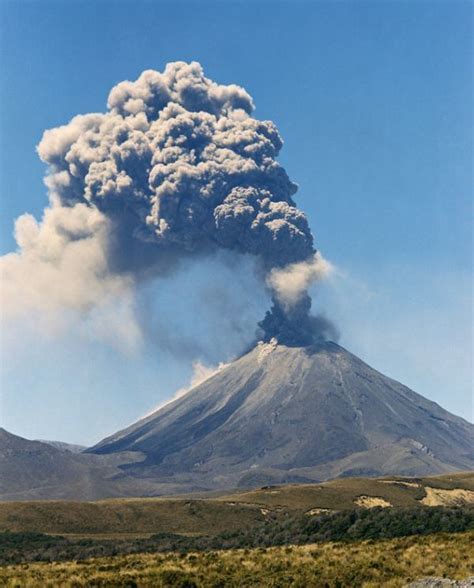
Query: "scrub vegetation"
0 531 473 587
0 506 472 565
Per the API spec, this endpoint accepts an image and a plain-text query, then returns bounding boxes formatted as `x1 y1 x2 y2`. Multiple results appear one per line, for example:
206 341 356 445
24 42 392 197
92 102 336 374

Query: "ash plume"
1 61 335 347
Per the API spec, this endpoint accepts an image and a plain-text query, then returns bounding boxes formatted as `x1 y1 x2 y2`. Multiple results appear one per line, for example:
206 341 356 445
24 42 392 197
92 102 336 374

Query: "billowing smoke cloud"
1 61 334 347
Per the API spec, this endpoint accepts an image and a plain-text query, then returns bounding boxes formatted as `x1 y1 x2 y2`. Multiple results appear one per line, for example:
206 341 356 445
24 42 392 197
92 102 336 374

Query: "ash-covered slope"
90 342 474 491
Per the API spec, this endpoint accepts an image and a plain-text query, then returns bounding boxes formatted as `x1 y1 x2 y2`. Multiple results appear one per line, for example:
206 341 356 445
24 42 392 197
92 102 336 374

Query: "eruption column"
2 61 334 346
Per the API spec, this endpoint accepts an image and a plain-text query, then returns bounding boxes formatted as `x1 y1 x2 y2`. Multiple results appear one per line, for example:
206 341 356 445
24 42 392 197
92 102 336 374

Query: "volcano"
89 341 474 492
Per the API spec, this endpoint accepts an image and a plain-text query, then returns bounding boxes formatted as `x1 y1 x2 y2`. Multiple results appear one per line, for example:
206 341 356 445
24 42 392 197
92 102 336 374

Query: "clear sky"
0 0 472 445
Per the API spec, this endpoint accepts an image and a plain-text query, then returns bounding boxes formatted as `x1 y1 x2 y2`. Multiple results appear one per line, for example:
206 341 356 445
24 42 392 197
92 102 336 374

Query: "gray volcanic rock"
89 341 474 491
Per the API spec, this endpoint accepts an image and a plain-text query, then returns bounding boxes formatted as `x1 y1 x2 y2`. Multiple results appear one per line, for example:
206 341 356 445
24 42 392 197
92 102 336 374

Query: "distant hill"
0 428 157 501
35 440 86 454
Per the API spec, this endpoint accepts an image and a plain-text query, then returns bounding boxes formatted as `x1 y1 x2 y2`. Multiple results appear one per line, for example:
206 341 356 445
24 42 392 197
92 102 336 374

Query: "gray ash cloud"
2 61 335 347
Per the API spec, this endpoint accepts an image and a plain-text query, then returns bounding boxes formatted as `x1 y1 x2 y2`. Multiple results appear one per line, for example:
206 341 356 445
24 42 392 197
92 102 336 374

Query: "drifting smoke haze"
143 359 230 418
1 61 335 349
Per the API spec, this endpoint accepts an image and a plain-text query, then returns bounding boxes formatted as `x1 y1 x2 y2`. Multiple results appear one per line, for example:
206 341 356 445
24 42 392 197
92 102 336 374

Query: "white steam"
0 204 142 351
267 252 333 308
143 359 229 417
2 204 122 314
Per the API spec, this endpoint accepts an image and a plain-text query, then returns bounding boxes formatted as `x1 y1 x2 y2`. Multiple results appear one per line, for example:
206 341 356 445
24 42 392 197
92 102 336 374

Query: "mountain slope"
0 429 160 501
89 341 474 491
35 440 86 453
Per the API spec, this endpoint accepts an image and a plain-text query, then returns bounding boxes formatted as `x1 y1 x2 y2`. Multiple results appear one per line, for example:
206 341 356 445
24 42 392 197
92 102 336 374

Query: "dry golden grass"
0 531 472 587
2 473 473 539
0 499 264 537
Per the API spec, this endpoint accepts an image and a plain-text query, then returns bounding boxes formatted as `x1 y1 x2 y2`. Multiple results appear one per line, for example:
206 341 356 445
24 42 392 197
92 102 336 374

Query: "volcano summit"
2 340 472 500
89 340 474 494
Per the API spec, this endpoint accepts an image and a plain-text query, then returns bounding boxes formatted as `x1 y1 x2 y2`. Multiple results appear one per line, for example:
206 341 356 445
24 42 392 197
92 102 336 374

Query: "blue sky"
0 0 472 445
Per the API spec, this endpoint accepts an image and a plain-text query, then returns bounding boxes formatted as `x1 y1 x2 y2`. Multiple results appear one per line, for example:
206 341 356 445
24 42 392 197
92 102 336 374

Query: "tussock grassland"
0 531 472 587
1 472 473 538
217 472 474 512
0 500 264 536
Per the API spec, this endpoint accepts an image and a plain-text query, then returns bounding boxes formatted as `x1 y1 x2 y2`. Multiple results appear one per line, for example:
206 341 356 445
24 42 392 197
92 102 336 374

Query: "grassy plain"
1 472 472 538
0 531 472 587
0 499 263 536
1 474 473 586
